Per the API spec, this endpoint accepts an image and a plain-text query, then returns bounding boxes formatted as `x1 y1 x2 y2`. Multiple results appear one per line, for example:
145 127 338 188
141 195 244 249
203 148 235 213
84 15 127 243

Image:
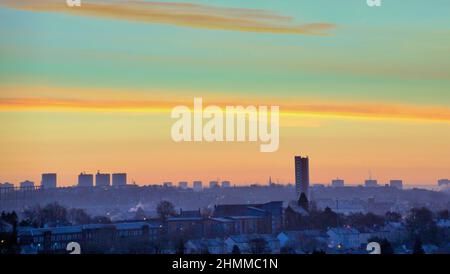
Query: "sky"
0 0 449 187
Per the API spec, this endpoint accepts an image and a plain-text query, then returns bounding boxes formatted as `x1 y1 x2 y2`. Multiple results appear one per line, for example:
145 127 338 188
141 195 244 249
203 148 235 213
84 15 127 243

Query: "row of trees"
0 212 19 254
20 202 112 228
16 200 180 228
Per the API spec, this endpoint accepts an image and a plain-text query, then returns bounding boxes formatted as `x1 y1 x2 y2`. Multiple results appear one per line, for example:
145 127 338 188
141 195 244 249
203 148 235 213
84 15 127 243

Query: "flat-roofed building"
193 181 202 192
112 173 127 187
331 178 345 187
389 180 403 189
95 172 110 187
20 180 35 190
178 181 188 189
41 173 57 189
78 173 94 187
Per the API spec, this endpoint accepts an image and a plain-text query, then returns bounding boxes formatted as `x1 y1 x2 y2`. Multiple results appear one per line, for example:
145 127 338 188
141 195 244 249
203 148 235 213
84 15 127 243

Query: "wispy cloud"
1 92 450 123
0 0 336 35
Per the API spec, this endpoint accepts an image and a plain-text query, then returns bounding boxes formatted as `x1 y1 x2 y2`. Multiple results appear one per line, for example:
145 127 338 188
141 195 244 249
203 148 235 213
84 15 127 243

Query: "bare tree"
156 200 176 221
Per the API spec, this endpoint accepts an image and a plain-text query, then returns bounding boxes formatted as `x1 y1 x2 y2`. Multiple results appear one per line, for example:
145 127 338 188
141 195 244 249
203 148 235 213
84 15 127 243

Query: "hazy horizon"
1 0 449 186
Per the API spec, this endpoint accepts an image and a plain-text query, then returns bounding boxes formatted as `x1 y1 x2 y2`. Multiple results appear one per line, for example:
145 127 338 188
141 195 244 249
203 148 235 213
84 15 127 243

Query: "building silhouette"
20 180 34 190
178 181 188 189
365 179 378 187
41 173 57 189
95 172 110 187
193 181 202 192
209 181 219 188
389 180 403 189
438 179 450 187
295 156 309 199
112 173 127 187
331 178 345 187
78 173 94 187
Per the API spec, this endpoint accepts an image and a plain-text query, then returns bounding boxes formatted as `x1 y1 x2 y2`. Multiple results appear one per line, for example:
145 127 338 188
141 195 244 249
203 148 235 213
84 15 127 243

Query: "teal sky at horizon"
1 0 449 104
0 0 449 186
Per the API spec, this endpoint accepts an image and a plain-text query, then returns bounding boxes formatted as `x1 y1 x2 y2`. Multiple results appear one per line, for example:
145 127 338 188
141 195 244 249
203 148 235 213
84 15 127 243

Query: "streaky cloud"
0 0 336 35
1 94 450 123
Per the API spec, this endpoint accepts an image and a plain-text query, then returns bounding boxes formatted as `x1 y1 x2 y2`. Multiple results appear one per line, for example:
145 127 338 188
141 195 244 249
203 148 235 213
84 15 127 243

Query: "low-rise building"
327 227 361 249
224 234 280 254
185 238 226 254
19 180 35 190
17 221 164 254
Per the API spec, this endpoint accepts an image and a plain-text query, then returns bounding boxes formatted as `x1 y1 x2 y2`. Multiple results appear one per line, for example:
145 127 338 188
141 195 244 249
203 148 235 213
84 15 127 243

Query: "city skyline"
0 168 446 189
1 0 450 186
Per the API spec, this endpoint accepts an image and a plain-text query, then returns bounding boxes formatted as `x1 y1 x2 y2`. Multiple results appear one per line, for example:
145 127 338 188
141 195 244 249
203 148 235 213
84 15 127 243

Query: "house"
284 200 309 230
167 216 205 239
437 219 450 228
17 221 164 254
382 222 407 242
277 230 327 253
185 238 226 254
0 220 13 233
327 227 361 249
207 217 236 237
213 201 283 233
224 234 280 254
423 244 439 254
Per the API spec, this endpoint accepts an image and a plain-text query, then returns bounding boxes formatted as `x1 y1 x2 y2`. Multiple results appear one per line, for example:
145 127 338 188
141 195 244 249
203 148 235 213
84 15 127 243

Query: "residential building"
224 234 280 254
209 181 219 188
41 173 57 189
364 179 378 188
389 180 403 189
331 178 345 187
327 227 361 249
19 180 34 190
178 181 188 189
295 156 309 198
193 181 202 192
78 173 93 188
112 173 127 187
95 172 110 187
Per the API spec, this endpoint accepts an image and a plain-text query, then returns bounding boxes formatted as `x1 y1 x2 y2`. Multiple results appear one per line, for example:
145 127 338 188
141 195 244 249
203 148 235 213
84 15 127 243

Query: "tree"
91 216 112 224
23 205 43 227
385 211 402 222
298 193 309 212
311 250 326 254
150 234 169 254
321 207 339 229
23 203 69 227
156 200 176 221
41 202 69 227
380 239 394 254
249 237 269 254
0 211 20 254
134 207 147 220
68 208 91 225
345 213 384 230
280 245 296 254
297 235 325 254
405 207 438 244
437 210 449 220
1 211 18 225
200 207 213 218
200 246 210 254
231 245 241 254
412 238 425 254
175 238 185 254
